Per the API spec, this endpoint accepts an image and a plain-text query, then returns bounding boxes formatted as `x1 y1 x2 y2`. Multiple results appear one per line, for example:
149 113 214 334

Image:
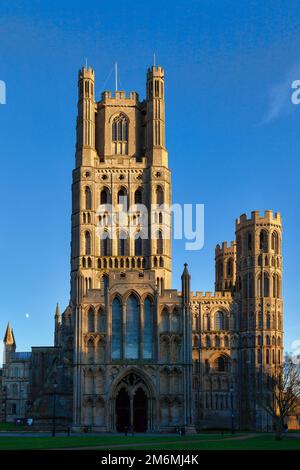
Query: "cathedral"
1 64 283 432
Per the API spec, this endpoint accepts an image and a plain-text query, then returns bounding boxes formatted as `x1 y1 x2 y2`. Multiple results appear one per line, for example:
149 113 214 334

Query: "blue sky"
0 0 300 362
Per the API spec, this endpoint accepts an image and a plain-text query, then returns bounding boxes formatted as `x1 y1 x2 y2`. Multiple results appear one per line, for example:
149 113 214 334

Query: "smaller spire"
4 322 15 346
181 262 190 278
55 303 61 319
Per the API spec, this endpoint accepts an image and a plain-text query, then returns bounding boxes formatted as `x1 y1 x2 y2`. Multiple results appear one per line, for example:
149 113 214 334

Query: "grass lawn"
0 423 28 431
0 433 299 450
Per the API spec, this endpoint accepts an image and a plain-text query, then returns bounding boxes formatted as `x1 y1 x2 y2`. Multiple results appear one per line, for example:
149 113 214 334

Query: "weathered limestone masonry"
1 65 283 432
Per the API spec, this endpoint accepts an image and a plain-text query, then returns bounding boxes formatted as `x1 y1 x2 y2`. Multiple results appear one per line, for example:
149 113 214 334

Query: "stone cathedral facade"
2 65 283 432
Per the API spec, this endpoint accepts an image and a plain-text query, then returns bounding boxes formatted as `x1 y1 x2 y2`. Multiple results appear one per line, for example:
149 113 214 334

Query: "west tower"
71 65 172 304
71 65 191 433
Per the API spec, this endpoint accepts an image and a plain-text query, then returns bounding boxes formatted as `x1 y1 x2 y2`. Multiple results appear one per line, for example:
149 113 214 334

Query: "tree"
257 356 300 439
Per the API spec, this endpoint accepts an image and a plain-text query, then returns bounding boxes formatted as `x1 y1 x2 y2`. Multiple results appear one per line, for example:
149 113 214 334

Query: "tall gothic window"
264 272 270 297
156 186 164 205
85 187 91 210
134 188 142 205
118 231 128 256
97 308 105 332
101 234 111 256
271 231 279 254
112 298 122 359
87 308 94 332
85 231 91 255
117 188 128 210
156 231 163 255
215 311 224 330
226 258 233 277
100 188 109 205
112 114 128 155
259 230 268 252
125 295 139 359
143 297 153 359
134 232 142 256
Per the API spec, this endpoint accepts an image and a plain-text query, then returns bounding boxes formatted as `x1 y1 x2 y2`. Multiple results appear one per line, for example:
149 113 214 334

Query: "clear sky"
0 0 300 363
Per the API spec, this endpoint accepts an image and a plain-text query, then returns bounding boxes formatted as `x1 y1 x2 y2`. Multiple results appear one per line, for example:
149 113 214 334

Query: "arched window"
101 235 111 257
271 231 279 254
97 308 105 332
264 273 270 297
85 231 91 255
215 356 228 372
215 336 220 347
247 232 252 251
118 231 128 256
156 186 164 205
227 258 233 277
117 188 128 209
112 114 128 155
112 114 128 141
87 308 94 332
85 187 91 210
112 298 122 359
134 232 142 256
125 295 139 359
171 308 180 333
259 230 268 252
134 188 142 205
156 231 163 255
257 274 262 297
143 297 153 359
161 308 169 332
272 275 276 298
215 311 224 330
277 276 281 298
218 261 223 279
100 188 109 205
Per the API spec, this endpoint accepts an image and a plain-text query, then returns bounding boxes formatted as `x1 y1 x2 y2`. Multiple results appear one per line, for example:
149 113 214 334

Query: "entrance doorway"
133 388 147 432
116 388 130 432
115 385 148 432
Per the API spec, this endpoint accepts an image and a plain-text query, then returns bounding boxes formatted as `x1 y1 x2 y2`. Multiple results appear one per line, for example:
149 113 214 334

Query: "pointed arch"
215 311 224 330
134 187 143 205
264 272 270 297
118 230 128 256
259 229 268 252
112 113 129 141
87 307 95 333
112 297 122 360
134 232 142 256
85 231 91 255
125 294 139 359
100 187 110 205
271 230 279 254
143 296 153 359
156 185 164 205
85 186 92 210
156 230 163 255
117 187 128 209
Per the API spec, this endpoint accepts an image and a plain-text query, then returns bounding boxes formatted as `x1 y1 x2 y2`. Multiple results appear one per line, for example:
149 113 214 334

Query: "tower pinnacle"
4 322 15 346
